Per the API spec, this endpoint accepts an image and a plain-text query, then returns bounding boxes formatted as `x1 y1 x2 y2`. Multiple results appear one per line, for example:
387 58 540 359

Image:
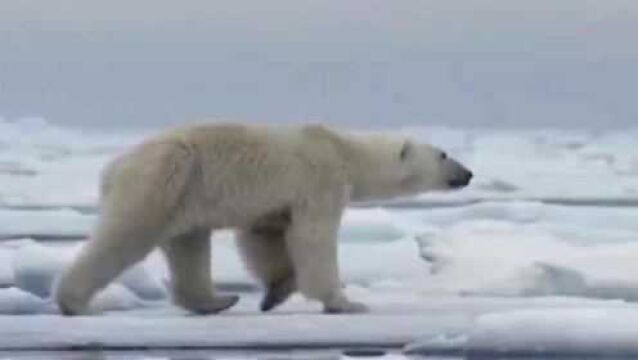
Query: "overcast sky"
1 0 637 129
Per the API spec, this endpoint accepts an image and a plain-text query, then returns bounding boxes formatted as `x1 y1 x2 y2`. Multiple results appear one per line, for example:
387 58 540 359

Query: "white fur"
55 123 470 315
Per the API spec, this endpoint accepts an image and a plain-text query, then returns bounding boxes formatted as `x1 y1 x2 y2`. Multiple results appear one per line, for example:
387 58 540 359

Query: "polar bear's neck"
302 125 399 202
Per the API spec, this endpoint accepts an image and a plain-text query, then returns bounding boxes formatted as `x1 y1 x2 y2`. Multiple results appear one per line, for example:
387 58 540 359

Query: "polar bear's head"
349 136 473 202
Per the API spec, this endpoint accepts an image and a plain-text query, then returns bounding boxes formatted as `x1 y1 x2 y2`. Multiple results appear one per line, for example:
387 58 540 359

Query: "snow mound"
0 248 13 287
340 238 428 287
9 241 166 307
90 284 147 313
340 208 407 243
118 264 167 300
0 287 49 314
416 219 638 300
12 241 71 298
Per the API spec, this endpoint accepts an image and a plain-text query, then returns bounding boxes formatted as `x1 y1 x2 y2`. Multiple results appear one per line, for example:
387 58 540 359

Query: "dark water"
0 351 633 360
0 350 454 360
3 350 637 360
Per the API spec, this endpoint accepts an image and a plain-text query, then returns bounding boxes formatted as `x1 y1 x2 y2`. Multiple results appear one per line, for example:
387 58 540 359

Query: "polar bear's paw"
181 294 240 314
57 295 90 316
323 298 369 314
54 281 92 316
260 276 296 312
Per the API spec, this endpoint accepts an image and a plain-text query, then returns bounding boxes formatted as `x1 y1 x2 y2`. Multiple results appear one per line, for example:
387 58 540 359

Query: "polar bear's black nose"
448 170 473 188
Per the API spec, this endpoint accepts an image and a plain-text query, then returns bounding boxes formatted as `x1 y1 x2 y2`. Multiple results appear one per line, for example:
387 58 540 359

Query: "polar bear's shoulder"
163 122 345 151
298 123 338 138
297 123 352 152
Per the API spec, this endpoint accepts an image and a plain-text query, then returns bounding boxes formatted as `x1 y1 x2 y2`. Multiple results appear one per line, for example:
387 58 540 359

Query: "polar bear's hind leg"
55 142 196 315
236 209 296 312
55 212 165 315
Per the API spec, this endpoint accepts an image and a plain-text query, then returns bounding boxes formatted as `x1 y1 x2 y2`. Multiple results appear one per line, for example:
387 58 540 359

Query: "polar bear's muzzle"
445 159 473 189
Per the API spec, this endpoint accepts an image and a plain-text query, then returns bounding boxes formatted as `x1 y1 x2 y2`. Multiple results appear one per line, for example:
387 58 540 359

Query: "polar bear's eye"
440 152 448 160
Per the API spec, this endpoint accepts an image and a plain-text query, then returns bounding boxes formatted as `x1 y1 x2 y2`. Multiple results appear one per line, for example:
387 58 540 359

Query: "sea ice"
0 287 49 315
0 207 93 239
12 240 71 298
413 209 638 301
9 240 166 307
2 116 638 355
406 308 638 357
0 248 13 287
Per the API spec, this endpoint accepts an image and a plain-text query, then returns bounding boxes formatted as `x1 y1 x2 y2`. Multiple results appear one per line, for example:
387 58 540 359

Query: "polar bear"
55 123 472 315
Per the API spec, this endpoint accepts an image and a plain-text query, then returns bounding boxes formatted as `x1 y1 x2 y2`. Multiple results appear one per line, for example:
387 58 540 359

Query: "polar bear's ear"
399 141 414 161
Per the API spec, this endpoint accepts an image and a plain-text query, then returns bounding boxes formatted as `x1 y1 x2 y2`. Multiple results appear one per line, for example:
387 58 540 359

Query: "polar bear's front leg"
162 229 239 314
286 202 368 314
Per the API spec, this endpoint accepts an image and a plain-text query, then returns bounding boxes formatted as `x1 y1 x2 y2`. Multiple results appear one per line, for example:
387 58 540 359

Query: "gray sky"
1 1 637 129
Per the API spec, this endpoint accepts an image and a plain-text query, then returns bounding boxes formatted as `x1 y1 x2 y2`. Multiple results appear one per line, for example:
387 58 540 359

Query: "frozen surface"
0 208 92 240
467 308 638 356
2 205 638 351
7 204 638 308
1 116 638 355
407 308 638 357
0 248 12 286
4 240 166 312
0 351 415 360
402 126 638 201
413 210 638 300
339 208 407 243
0 292 630 350
0 288 48 315
0 117 139 207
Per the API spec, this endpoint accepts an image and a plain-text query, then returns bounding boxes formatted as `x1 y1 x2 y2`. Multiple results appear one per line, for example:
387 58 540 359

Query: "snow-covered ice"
5 240 166 310
413 211 638 299
406 308 638 357
0 117 139 208
466 308 638 356
0 287 49 315
1 116 638 356
0 208 92 240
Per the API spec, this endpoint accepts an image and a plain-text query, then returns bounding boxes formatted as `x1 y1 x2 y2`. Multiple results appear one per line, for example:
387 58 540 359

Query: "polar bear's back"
165 123 347 177
102 123 348 228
